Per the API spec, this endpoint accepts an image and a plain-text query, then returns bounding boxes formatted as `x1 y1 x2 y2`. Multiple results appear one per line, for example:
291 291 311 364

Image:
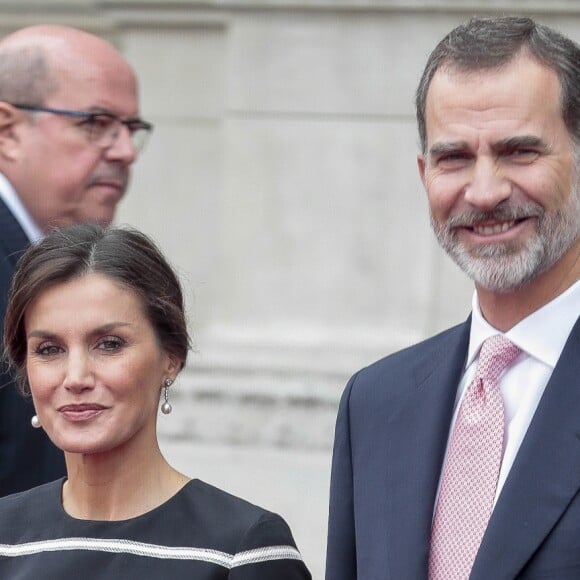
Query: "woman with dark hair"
0 223 311 580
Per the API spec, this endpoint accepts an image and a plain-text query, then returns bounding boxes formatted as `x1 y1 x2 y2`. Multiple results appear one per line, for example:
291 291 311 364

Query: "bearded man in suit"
0 25 152 496
326 16 580 580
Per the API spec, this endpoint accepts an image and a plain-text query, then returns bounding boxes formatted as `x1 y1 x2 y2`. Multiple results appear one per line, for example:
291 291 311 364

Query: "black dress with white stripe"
0 478 311 579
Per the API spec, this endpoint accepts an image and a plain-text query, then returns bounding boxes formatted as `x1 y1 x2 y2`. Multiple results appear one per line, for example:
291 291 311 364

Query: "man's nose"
464 157 512 210
105 124 137 165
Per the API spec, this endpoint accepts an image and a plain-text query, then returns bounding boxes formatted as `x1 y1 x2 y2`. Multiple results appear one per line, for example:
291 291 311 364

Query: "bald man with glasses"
0 25 152 496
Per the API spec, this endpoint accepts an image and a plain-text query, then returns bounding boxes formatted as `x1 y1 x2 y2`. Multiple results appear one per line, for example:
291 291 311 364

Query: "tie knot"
476 334 521 384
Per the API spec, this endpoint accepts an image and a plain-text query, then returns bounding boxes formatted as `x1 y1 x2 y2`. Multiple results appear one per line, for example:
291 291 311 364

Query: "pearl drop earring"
161 378 173 415
31 415 42 429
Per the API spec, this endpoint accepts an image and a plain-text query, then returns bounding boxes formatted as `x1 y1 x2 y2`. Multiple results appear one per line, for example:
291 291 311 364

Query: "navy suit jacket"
326 315 580 579
0 198 65 497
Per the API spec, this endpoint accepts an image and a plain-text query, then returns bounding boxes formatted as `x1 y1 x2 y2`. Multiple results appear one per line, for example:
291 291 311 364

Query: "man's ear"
417 153 427 190
0 102 23 161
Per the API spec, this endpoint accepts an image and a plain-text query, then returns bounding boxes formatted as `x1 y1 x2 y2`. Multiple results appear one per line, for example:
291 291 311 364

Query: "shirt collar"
0 172 43 242
469 280 580 369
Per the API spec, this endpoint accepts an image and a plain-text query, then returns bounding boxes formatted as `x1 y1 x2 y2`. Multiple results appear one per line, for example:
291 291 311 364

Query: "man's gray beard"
430 185 580 293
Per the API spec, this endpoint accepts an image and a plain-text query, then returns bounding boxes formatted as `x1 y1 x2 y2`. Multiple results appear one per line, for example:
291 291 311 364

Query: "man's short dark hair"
415 16 580 153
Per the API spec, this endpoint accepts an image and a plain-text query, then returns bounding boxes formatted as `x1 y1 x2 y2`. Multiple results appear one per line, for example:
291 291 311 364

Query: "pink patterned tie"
428 334 521 580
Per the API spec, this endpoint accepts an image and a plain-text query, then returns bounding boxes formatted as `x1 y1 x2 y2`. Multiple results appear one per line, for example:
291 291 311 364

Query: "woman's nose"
62 352 95 392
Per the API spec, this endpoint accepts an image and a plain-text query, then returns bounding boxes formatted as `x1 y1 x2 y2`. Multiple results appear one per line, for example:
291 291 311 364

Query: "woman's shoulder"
167 479 302 551
175 479 294 540
0 479 63 537
0 478 62 512
184 480 278 520
172 480 310 577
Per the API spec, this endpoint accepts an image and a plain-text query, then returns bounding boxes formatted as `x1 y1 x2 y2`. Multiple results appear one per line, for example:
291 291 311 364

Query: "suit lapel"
471 317 580 579
0 197 30 263
383 320 470 579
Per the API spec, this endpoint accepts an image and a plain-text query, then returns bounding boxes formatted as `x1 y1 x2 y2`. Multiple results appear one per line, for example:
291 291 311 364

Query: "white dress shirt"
444 280 580 505
0 171 43 242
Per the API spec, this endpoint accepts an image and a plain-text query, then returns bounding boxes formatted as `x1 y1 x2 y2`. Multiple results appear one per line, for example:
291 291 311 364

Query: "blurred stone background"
2 1 580 577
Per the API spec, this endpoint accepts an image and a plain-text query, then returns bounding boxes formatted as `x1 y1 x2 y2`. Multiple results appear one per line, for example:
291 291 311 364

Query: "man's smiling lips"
472 220 515 235
453 215 537 240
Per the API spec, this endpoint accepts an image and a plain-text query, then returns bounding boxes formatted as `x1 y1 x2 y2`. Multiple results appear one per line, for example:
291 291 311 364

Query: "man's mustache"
446 202 544 229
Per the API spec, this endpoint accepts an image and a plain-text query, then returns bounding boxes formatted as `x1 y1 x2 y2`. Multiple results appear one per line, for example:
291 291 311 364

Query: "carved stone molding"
2 1 579 36
97 0 580 16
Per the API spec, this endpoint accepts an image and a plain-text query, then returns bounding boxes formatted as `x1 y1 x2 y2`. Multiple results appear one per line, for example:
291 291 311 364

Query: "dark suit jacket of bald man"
0 198 66 497
326 314 580 579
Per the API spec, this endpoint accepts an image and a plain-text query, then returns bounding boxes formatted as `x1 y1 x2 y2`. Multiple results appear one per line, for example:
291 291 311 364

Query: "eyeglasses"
11 103 154 152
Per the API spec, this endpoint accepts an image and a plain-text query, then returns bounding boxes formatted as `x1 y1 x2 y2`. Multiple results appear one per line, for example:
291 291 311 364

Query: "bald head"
0 25 136 105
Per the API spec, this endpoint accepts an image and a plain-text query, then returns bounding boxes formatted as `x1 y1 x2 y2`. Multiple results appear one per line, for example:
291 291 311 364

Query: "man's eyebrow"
85 105 118 113
428 141 469 158
492 135 549 152
85 107 144 122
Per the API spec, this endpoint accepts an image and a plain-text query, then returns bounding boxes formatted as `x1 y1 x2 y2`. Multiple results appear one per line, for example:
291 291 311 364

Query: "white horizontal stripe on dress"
0 538 303 569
